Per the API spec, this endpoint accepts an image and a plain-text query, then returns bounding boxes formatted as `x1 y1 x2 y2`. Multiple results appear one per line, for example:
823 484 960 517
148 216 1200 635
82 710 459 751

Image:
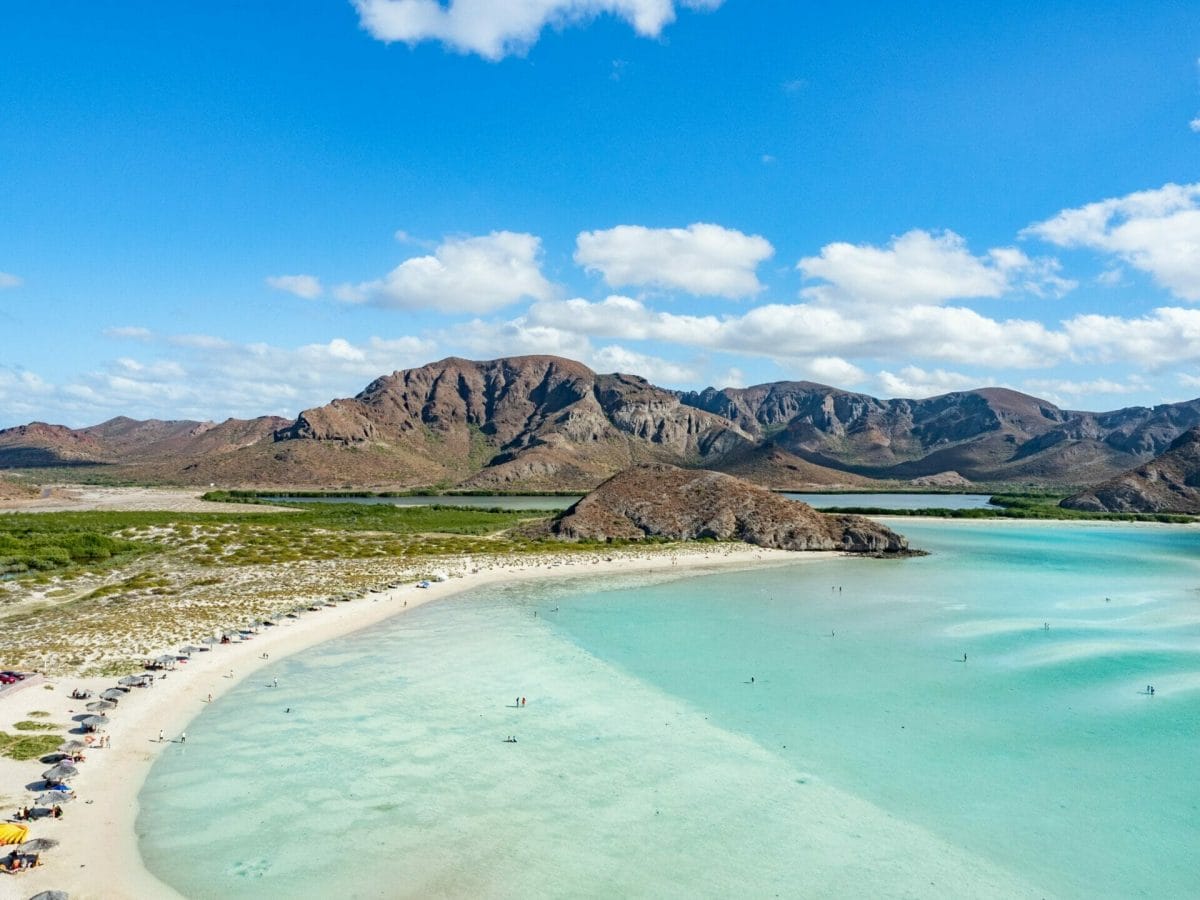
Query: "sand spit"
1 543 813 900
0 485 292 515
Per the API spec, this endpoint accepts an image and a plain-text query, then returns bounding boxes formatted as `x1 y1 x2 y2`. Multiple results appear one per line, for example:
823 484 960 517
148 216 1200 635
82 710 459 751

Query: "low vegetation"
0 731 62 761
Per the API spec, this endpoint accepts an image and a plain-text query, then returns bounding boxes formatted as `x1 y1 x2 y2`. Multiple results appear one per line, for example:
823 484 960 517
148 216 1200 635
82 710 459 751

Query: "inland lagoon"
138 521 1200 898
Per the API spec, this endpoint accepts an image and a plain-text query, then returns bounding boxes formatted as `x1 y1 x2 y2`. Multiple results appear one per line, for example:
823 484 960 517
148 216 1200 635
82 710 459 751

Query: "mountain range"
3 355 1200 492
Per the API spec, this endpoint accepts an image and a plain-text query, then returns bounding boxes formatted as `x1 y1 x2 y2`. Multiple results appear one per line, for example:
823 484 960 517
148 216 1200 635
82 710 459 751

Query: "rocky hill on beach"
1060 426 1200 514
550 464 911 554
5 354 1200 491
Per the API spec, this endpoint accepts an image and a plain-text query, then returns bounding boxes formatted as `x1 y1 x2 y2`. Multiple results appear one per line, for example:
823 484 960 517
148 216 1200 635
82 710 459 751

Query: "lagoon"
138 520 1200 898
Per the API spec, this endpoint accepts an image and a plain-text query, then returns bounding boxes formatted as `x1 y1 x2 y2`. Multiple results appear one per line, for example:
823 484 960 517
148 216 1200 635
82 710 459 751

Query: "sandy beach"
1 543 813 900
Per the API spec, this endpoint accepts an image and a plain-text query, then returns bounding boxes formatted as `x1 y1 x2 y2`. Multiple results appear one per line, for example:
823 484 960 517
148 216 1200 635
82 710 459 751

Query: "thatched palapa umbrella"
179 645 203 655
57 740 86 754
80 715 108 730
41 765 78 782
117 675 142 686
100 688 125 701
17 837 60 853
30 891 70 900
33 792 74 806
85 700 116 712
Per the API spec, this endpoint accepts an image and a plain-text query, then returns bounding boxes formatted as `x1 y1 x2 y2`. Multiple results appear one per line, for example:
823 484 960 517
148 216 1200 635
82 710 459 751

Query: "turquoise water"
786 492 996 509
138 522 1200 898
269 492 994 511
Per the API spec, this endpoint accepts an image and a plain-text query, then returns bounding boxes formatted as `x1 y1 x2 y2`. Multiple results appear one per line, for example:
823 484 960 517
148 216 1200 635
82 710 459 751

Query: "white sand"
2 545 814 900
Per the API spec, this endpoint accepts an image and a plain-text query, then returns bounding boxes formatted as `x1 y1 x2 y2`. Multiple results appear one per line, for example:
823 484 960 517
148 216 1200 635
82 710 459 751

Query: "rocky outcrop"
551 464 910 554
1060 427 1200 513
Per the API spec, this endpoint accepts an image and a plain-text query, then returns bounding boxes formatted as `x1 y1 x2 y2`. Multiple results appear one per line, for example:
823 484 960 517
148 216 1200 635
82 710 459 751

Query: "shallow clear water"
786 492 997 510
271 492 995 511
139 522 1200 899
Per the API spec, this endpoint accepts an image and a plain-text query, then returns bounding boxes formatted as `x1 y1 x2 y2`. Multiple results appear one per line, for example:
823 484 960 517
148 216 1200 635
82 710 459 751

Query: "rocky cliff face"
271 356 755 489
679 382 1200 484
551 464 910 554
1060 427 1200 513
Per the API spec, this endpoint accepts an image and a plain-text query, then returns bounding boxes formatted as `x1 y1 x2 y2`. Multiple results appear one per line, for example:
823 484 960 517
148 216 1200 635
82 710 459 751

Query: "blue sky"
2 0 1200 428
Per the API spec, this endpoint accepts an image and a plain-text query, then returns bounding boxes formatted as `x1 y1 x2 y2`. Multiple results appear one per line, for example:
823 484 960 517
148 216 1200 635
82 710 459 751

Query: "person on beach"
521 697 526 707
273 677 278 688
963 653 968 662
52 805 63 819
207 693 212 703
180 731 187 743
158 729 164 742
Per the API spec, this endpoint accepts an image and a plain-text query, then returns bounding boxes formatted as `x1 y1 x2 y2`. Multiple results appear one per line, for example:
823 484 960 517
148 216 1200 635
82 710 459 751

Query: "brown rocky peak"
551 463 911 554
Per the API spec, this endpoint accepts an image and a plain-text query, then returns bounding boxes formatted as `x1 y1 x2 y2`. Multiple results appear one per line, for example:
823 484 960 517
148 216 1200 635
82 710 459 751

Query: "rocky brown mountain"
3 354 1200 491
550 464 910 554
678 383 1200 484
1059 427 1200 514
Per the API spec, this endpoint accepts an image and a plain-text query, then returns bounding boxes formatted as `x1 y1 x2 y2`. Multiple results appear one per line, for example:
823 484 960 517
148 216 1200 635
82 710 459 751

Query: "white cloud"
575 223 773 298
802 356 867 386
589 345 700 383
799 229 1073 306
266 274 323 299
0 272 21 289
1177 373 1200 389
352 0 724 60
1190 118 1200 133
103 326 153 341
29 329 439 425
1064 307 1200 368
1022 376 1145 403
342 231 554 313
525 295 1070 368
876 366 984 399
1024 182 1200 301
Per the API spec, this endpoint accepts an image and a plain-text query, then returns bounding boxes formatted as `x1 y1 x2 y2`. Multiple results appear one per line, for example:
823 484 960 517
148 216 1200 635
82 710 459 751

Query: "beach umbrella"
179 645 203 654
99 688 125 701
30 892 69 900
41 765 78 782
56 741 86 754
0 823 29 845
117 676 142 686
17 837 59 853
155 654 177 665
80 715 108 729
33 792 74 806
85 700 115 712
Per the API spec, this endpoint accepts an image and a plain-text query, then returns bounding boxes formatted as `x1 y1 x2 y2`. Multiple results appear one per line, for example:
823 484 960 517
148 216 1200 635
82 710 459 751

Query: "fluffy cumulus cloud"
266 274 323 299
1025 182 1200 301
352 0 724 60
21 330 438 426
802 356 867 387
876 366 985 399
524 295 1069 368
1021 376 1145 405
1063 307 1200 368
0 271 23 289
574 223 773 298
339 231 554 314
798 229 1074 306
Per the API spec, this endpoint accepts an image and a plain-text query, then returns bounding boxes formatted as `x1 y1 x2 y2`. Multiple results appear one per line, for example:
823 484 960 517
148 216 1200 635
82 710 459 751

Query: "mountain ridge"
2 354 1198 491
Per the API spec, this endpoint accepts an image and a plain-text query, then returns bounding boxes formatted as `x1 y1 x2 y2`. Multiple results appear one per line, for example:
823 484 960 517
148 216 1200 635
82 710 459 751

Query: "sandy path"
2 544 814 900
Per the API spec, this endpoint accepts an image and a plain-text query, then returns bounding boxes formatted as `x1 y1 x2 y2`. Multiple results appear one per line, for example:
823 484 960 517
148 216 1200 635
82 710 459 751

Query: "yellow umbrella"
0 822 30 845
